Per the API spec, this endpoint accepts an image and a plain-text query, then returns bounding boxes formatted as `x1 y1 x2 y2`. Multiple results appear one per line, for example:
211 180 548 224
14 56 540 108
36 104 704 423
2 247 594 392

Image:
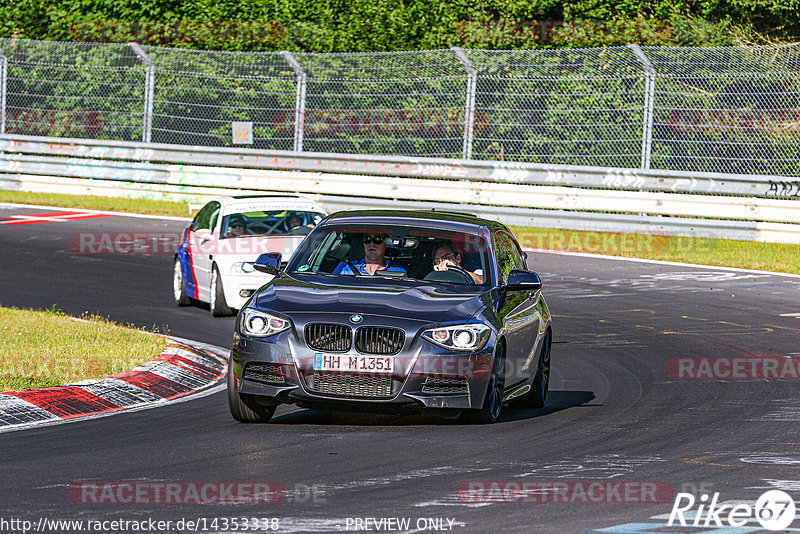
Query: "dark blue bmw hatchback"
228 210 552 424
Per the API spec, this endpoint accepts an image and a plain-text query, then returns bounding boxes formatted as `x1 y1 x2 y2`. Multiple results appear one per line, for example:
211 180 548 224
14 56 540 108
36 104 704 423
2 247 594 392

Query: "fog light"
239 289 255 298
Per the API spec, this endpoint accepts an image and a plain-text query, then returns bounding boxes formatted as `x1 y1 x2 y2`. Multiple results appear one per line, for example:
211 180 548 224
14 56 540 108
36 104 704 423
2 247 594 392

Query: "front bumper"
221 272 275 310
230 319 495 413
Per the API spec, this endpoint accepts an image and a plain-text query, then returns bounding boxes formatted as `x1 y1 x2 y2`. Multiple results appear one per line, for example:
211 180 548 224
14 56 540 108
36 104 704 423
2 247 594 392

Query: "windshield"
221 210 325 238
287 224 491 286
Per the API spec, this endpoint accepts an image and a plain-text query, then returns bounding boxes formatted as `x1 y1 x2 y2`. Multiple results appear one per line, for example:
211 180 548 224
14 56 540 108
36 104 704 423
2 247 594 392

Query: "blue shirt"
333 258 406 276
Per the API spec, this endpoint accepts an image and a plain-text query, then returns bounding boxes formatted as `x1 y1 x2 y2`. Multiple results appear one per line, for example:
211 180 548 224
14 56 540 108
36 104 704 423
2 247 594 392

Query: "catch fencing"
0 39 798 176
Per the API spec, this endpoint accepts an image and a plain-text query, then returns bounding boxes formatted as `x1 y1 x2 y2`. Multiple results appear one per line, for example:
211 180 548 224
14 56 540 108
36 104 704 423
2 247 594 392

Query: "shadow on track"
266 389 596 426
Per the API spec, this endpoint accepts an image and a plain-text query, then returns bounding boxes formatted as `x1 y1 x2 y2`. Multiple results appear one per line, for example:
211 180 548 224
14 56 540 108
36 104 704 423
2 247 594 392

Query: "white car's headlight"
240 309 291 338
230 262 256 273
422 324 491 352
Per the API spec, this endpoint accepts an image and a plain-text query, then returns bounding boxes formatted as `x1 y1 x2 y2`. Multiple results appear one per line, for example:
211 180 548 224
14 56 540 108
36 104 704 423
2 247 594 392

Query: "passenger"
432 244 483 284
333 233 407 276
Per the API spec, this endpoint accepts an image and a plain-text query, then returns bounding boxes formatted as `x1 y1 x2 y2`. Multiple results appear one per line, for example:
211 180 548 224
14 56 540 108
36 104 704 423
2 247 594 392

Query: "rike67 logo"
669 490 796 531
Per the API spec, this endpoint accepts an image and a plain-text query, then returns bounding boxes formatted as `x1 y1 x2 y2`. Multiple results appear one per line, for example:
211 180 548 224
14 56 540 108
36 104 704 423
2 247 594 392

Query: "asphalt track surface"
2 204 800 533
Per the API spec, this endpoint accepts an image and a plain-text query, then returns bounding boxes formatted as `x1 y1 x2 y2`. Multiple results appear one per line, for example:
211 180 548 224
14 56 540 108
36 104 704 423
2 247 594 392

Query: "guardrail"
0 134 798 244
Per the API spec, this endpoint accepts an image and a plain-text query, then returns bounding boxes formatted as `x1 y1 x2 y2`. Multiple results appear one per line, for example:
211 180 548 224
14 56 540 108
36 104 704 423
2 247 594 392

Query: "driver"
226 214 247 237
286 214 303 230
432 244 483 284
333 232 407 276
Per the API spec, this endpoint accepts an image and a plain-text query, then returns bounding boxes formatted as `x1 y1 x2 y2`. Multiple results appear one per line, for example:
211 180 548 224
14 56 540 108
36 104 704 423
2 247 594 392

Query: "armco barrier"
0 134 799 243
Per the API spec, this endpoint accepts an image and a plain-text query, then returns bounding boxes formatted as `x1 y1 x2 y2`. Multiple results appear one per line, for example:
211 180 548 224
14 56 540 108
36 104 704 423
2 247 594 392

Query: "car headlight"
422 324 491 352
240 309 291 338
230 262 256 273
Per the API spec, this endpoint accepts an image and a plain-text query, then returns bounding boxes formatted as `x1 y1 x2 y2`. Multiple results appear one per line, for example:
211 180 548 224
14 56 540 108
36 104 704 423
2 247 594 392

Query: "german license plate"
313 353 394 374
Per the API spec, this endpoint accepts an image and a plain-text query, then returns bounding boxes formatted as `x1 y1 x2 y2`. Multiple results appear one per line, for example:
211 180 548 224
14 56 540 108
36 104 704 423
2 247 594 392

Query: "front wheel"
227 365 276 423
210 265 234 317
173 258 190 306
520 331 551 409
461 343 505 424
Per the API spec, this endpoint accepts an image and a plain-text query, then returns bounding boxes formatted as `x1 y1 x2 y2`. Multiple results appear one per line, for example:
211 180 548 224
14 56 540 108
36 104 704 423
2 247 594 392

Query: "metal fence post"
281 51 307 153
128 42 155 144
452 47 477 161
0 48 7 135
628 44 656 170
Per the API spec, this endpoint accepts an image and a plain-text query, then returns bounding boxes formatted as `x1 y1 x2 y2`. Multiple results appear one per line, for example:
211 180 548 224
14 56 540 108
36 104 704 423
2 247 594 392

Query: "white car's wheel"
173 258 191 306
210 265 234 317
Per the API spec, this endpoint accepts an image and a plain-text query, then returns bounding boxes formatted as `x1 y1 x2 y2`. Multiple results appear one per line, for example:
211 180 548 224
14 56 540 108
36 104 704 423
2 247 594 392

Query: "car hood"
254 275 488 324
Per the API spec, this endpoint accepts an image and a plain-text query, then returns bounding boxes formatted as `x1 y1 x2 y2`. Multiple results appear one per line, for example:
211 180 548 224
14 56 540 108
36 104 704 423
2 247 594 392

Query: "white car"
173 194 327 315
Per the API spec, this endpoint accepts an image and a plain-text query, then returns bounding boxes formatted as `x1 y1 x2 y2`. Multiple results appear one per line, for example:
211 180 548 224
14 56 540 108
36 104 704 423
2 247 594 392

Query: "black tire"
461 342 506 424
227 365 276 423
521 331 551 409
173 258 191 306
210 265 234 317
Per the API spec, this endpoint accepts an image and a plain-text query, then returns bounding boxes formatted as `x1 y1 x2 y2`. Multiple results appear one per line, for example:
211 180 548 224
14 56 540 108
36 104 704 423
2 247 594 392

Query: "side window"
207 202 221 232
190 204 211 232
494 231 526 285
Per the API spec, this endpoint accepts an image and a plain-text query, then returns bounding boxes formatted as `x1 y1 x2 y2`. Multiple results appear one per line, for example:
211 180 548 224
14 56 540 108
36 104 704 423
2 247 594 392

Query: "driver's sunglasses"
362 235 385 245
230 223 244 228
433 253 457 265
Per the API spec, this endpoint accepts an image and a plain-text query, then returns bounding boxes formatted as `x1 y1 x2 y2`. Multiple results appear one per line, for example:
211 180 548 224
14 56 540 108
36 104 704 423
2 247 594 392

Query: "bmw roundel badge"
350 314 363 324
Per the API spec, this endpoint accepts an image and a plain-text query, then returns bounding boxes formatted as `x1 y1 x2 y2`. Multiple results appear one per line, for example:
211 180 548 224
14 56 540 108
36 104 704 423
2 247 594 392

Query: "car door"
493 230 541 388
190 201 220 302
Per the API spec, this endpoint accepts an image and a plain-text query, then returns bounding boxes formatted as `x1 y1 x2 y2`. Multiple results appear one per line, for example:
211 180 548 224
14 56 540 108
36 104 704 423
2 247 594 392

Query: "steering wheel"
288 225 311 235
424 265 474 284
345 261 364 276
444 265 475 284
247 223 268 234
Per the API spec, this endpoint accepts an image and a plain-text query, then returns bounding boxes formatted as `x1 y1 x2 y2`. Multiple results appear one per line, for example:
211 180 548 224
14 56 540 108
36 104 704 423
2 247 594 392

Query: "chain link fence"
0 38 798 176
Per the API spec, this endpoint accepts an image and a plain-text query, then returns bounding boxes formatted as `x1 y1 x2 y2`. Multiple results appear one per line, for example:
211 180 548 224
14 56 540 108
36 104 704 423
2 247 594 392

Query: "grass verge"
0 306 167 391
511 227 799 275
1 189 797 274
0 190 190 218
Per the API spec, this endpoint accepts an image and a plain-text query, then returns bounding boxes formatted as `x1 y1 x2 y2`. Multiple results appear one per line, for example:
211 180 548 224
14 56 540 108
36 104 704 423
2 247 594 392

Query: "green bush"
0 0 797 51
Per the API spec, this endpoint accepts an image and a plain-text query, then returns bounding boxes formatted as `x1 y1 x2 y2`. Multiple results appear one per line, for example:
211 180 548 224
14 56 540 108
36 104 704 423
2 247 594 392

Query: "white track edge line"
0 202 192 221
526 248 800 279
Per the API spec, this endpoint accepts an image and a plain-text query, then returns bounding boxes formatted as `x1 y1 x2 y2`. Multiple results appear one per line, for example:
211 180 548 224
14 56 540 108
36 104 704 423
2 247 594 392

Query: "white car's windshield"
287 225 490 286
221 210 325 238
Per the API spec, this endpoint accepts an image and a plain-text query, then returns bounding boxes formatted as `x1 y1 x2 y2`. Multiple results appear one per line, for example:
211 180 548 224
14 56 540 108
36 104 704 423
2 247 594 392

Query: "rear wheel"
461 343 505 424
173 258 190 306
210 265 234 317
227 365 276 423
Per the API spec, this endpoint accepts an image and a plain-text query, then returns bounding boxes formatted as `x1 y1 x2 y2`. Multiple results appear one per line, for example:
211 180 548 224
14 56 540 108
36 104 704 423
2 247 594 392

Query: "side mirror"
505 269 542 291
254 253 282 275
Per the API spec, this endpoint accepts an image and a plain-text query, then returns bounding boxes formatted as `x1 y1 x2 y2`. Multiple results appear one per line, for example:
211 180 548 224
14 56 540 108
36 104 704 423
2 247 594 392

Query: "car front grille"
421 377 469 395
306 373 393 398
355 327 405 355
243 362 285 384
305 323 351 352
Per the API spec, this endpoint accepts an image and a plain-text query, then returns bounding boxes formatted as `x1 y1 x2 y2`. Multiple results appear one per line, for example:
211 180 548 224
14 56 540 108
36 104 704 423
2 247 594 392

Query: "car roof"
321 209 510 234
210 194 326 212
